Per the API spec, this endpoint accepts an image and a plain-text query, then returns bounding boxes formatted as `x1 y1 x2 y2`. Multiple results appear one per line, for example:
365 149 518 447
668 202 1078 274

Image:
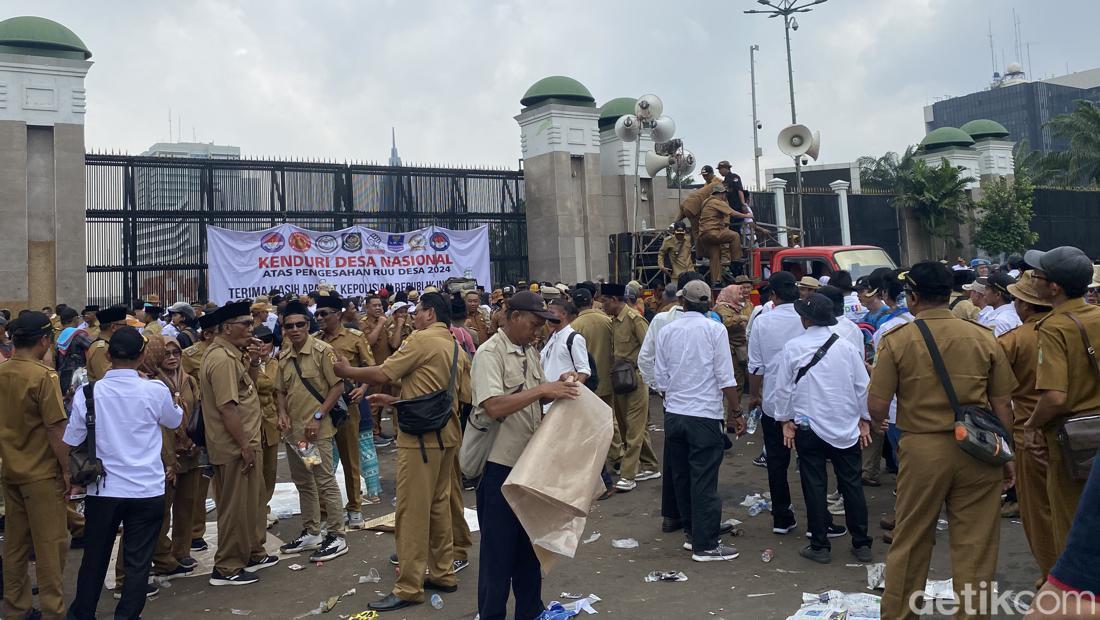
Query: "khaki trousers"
450 450 473 562
286 439 344 536
213 451 267 575
333 408 362 513
612 375 659 480
699 229 741 285
882 433 1002 620
861 427 886 481
261 438 279 513
601 394 622 467
2 478 67 620
393 446 456 603
191 474 211 540
1044 427 1086 558
1014 427 1056 579
149 469 200 572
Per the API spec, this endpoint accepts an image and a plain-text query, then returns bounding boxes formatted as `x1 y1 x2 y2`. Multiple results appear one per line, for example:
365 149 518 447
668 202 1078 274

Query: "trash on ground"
776 568 804 574
581 531 601 545
740 493 766 507
547 593 602 616
560 592 584 599
936 519 949 531
747 499 772 516
645 571 688 582
289 563 306 571
722 518 744 528
230 610 253 616
747 592 775 598
430 593 444 609
924 579 955 601
761 548 775 563
359 568 381 583
536 603 578 620
790 590 882 619
612 538 639 549
866 563 887 590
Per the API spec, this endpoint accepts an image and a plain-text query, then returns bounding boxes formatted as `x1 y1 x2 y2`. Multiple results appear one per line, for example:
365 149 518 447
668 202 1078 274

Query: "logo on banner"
289 231 312 253
341 232 363 252
315 234 339 254
387 234 405 252
408 233 427 252
260 232 285 253
429 231 450 251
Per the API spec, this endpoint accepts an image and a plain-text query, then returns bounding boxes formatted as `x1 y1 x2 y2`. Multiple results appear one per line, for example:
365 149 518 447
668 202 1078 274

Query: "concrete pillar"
767 177 789 247
830 179 852 246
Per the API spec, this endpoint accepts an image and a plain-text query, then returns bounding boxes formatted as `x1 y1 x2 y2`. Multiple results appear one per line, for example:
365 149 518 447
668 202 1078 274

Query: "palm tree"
1046 100 1100 185
892 158 974 257
857 146 916 190
1013 139 1073 186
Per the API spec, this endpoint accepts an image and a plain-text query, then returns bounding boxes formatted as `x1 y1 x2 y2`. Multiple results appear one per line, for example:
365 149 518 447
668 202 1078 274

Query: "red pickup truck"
748 245 897 285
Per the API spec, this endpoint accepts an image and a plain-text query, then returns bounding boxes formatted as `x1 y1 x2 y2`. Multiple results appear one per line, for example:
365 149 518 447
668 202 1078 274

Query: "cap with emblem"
680 280 712 304
796 276 822 291
571 288 593 307
601 283 627 298
108 326 146 359
506 291 560 323
9 311 54 340
701 164 714 175
1008 271 1049 306
502 285 516 297
387 301 409 316
900 261 953 296
794 293 838 327
95 305 127 325
987 272 1017 296
1025 246 1095 291
315 294 343 311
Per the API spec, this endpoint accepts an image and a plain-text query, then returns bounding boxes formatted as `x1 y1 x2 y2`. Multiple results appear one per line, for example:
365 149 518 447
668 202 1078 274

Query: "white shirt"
654 312 736 420
977 305 994 325
162 323 180 339
638 306 683 385
746 300 774 340
873 309 914 424
64 369 183 498
539 325 590 410
264 313 278 332
830 316 865 359
988 303 1022 336
747 303 805 418
771 326 870 449
842 292 865 323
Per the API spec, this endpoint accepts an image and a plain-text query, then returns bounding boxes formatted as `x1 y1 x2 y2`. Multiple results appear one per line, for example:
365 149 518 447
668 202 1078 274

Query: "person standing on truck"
658 222 695 283
698 186 750 287
680 165 726 260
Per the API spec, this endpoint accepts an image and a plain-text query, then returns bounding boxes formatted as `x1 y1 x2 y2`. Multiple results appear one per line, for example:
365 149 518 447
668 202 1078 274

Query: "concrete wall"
0 120 29 310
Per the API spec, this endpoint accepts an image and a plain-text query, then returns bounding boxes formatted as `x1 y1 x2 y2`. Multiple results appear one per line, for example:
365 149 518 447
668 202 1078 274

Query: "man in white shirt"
747 271 806 534
864 271 913 487
65 327 183 618
654 281 744 562
772 293 874 564
819 285 864 357
540 299 591 412
982 272 1022 337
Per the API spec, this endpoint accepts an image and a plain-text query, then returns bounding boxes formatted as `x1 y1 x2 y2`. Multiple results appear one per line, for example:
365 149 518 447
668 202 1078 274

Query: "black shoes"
852 546 873 563
369 594 419 611
799 545 831 564
190 537 209 552
661 518 682 533
423 580 458 593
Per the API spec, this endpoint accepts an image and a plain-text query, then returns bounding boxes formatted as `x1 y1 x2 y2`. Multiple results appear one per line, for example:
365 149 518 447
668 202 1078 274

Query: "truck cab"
749 245 897 284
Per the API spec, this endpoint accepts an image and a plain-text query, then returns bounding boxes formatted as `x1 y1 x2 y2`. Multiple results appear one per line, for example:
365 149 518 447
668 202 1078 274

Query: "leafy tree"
973 174 1039 256
892 158 974 257
857 146 916 190
1046 100 1100 185
1014 139 1072 186
666 174 696 189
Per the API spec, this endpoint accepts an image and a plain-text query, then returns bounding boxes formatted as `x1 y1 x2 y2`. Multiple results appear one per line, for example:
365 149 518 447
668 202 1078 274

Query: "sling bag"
915 319 1014 466
395 342 459 463
794 334 839 385
70 382 105 487
460 357 528 479
1055 313 1100 480
185 380 207 447
610 359 638 394
291 356 350 429
566 331 599 391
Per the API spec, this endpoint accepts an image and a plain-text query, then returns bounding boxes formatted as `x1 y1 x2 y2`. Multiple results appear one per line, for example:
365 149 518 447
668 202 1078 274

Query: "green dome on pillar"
0 16 91 60
960 119 1010 140
598 97 637 130
520 76 595 108
920 127 975 151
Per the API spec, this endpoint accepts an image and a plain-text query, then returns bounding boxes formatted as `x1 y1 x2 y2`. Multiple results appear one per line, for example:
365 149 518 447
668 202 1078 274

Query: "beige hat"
1090 265 1100 290
1008 271 1049 306
796 276 822 290
963 276 988 293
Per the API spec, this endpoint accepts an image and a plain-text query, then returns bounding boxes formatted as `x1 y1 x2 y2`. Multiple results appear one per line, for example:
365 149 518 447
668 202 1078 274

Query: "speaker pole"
783 14 805 245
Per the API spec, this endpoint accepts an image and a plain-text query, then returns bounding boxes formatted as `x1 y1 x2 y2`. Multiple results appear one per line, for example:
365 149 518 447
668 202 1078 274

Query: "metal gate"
85 155 527 306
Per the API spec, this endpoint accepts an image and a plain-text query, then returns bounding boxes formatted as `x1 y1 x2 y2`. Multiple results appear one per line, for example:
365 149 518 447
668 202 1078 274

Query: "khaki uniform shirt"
276 336 340 442
658 234 694 278
0 358 66 485
86 339 111 381
144 321 163 336
699 195 736 234
379 323 468 449
950 294 981 321
361 314 394 365
571 308 614 398
869 307 1016 434
678 177 724 224
611 305 649 364
1035 298 1100 420
200 337 262 465
465 308 491 348
472 329 545 467
998 313 1047 427
181 340 210 377
255 358 281 447
715 304 749 363
319 326 375 368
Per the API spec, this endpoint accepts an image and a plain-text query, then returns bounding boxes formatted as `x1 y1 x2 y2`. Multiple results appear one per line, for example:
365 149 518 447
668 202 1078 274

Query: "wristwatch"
313 411 324 420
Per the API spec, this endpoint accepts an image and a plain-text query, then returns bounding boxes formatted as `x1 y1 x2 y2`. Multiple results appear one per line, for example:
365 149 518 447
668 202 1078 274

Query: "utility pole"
750 44 762 189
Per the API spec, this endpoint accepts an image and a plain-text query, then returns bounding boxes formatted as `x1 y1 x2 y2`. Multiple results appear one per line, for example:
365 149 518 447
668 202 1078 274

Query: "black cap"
1025 246 1094 291
701 164 714 174
108 326 146 359
988 271 1017 296
768 270 798 293
217 301 251 323
315 294 343 311
281 300 311 318
145 306 164 317
571 288 593 307
900 261 953 296
952 268 976 290
9 311 53 339
82 305 99 314
817 285 845 318
673 221 687 232
197 312 220 331
58 306 79 323
794 293 838 327
601 282 627 298
95 305 127 325
252 325 274 342
506 291 559 323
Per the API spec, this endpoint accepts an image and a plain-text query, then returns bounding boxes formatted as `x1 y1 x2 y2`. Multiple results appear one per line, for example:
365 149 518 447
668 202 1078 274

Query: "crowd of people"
2 242 1100 618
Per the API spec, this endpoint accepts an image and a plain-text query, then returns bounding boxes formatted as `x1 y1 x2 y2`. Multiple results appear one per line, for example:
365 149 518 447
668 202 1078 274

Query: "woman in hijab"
714 285 749 433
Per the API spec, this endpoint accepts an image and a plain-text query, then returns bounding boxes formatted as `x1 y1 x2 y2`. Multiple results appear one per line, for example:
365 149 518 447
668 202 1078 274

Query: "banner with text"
207 224 491 304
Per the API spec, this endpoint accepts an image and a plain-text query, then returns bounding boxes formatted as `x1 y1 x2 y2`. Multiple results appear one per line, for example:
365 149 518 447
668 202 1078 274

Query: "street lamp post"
745 0 828 245
750 44 762 190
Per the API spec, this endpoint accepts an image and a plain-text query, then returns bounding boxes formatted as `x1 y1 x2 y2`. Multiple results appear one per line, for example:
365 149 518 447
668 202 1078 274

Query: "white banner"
206 224 491 304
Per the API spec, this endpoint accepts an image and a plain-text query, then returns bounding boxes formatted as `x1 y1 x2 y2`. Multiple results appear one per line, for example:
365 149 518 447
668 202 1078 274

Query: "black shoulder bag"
70 382 105 487
292 357 350 428
185 375 207 447
914 319 1014 466
794 334 839 385
395 342 459 463
566 331 600 391
1054 313 1100 480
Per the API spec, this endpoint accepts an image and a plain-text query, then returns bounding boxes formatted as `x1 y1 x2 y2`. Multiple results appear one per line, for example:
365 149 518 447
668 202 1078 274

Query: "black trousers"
761 414 795 527
795 427 873 551
68 495 165 620
665 413 724 551
661 410 681 522
476 462 543 620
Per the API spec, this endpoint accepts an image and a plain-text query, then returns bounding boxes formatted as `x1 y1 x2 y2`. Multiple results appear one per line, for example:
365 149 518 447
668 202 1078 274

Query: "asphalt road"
43 397 1038 619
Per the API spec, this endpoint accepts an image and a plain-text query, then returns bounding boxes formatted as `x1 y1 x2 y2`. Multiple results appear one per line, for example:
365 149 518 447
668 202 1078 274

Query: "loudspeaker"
650 115 676 143
615 114 641 142
777 124 821 161
645 150 673 178
634 94 664 121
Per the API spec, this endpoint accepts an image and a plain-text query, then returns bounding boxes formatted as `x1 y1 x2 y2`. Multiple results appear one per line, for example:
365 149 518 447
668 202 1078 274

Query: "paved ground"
38 397 1038 619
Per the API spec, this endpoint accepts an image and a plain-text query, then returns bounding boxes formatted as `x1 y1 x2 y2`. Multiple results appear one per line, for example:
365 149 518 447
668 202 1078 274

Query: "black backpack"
566 332 599 392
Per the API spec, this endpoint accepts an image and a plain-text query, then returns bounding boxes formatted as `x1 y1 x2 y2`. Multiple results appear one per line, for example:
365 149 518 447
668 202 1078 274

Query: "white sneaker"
346 511 365 530
634 470 662 482
827 491 842 503
280 530 324 554
309 534 349 562
692 544 740 562
614 478 637 492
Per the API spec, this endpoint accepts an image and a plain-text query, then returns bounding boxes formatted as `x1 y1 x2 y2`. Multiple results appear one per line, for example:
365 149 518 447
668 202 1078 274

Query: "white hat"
387 301 410 317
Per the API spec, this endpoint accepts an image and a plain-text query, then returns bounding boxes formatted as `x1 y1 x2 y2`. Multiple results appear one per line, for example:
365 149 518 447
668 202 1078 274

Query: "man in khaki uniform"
464 290 491 347
86 305 128 381
360 293 395 443
698 186 747 287
1023 246 1100 558
184 311 221 548
315 294 373 529
679 164 726 259
335 292 470 612
869 262 1016 619
79 305 100 340
143 306 164 336
601 283 660 492
252 325 281 526
0 312 69 619
489 286 514 336
276 301 349 562
570 287 619 490
998 271 1057 581
658 222 694 283
200 302 275 586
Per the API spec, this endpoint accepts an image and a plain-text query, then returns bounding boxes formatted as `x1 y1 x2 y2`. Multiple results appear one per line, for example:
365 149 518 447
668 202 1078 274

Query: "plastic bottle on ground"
431 594 444 609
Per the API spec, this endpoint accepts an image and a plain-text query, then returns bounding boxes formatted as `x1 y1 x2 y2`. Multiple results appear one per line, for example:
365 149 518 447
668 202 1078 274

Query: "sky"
14 0 1100 188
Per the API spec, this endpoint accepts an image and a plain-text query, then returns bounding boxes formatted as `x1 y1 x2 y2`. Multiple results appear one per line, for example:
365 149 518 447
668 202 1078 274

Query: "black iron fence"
749 190 901 263
85 154 527 306
1030 187 1100 257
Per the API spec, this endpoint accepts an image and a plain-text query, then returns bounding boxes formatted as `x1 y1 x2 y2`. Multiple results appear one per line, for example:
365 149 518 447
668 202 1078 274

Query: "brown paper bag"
501 385 613 574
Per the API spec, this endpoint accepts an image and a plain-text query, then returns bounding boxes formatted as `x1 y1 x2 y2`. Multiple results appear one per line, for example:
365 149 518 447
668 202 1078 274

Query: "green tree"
892 158 974 257
1014 139 1072 186
973 174 1039 256
1046 100 1100 185
666 174 696 188
857 146 916 190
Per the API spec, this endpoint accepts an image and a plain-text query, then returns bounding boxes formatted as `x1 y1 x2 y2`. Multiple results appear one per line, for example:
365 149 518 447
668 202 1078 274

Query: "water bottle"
746 407 762 435
430 594 444 609
747 499 768 517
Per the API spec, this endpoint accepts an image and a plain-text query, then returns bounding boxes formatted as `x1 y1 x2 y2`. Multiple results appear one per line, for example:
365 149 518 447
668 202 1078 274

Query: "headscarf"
716 285 744 309
141 334 166 376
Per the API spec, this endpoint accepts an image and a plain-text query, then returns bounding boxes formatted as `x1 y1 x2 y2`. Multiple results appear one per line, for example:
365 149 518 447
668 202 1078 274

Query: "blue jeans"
1049 456 1100 593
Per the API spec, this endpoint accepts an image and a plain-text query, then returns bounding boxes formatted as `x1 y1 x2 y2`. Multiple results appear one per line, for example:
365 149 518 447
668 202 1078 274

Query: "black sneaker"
309 534 349 562
244 554 279 573
805 524 848 539
852 545 873 563
374 434 394 447
752 454 767 468
799 545 832 564
453 559 470 573
154 563 195 581
773 520 798 535
113 582 159 599
389 552 399 565
691 545 740 562
462 476 477 491
190 538 209 552
209 568 259 586
178 556 199 569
